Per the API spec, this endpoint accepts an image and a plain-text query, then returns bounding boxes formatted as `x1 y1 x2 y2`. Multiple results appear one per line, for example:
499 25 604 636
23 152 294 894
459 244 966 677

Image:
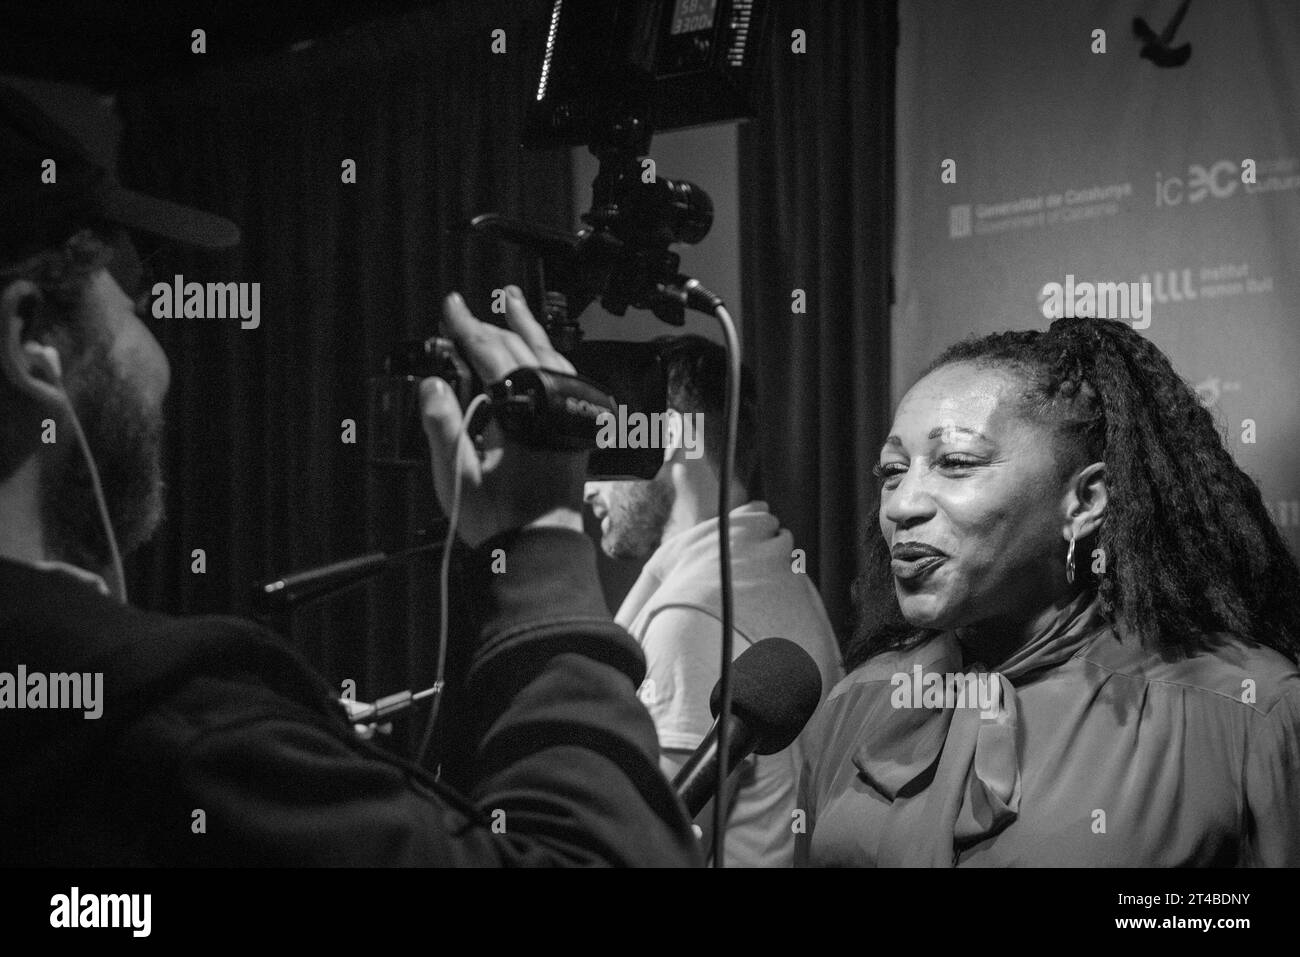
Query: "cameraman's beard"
602 477 675 561
39 342 166 574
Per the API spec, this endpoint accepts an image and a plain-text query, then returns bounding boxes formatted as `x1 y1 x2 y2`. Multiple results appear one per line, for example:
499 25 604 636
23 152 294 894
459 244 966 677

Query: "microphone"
672 637 823 819
252 525 449 613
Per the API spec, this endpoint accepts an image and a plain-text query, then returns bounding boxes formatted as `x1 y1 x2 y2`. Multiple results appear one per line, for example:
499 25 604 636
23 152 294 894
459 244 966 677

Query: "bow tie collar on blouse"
851 590 1108 866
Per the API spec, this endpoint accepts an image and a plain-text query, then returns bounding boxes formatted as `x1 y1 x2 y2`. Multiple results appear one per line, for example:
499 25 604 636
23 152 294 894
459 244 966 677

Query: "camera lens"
662 178 713 246
613 177 714 248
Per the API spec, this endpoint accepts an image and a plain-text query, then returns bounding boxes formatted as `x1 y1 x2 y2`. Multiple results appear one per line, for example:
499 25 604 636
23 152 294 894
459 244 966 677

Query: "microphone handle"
671 715 759 820
255 533 448 612
270 552 388 602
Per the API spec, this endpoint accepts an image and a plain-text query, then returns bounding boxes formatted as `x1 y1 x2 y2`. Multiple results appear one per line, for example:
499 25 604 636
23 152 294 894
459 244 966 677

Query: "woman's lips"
889 541 946 580
891 555 945 581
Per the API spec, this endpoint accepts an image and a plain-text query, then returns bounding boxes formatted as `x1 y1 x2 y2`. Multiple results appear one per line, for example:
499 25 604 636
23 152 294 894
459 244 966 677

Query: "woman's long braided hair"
844 316 1300 671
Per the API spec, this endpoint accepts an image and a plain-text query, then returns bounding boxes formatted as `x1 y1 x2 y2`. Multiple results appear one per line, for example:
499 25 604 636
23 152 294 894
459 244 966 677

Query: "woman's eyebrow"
881 425 991 449
927 425 989 441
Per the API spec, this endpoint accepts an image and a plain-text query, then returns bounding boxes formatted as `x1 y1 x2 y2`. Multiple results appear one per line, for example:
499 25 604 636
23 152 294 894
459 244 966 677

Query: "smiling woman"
796 315 1300 867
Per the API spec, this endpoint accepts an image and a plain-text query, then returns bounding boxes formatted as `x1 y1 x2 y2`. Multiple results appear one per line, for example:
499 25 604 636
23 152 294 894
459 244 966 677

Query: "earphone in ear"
1 279 127 603
1 283 68 402
21 339 65 393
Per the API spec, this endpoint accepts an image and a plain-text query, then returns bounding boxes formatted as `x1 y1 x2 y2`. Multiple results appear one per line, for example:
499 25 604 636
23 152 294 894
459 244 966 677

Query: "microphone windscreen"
709 637 822 755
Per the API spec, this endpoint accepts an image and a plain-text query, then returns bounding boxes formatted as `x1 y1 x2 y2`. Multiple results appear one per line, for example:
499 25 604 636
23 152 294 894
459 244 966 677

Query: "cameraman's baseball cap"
0 82 240 267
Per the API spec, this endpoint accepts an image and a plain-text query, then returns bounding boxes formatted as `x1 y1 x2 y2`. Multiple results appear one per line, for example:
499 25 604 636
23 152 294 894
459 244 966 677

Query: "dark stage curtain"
738 0 897 649
114 2 572 760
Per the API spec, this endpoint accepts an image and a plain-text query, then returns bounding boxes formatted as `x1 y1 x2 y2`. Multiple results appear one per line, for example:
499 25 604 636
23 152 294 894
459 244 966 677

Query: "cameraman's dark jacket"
0 527 700 866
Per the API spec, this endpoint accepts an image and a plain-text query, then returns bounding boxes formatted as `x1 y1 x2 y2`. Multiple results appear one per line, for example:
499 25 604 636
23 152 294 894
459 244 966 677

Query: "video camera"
368 0 770 480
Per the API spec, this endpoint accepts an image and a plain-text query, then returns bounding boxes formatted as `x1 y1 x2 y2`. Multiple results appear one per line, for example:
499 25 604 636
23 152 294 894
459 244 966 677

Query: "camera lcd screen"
671 0 718 36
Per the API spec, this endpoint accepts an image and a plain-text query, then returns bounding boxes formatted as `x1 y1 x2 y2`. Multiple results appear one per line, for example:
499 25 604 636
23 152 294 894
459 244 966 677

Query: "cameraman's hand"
419 286 586 547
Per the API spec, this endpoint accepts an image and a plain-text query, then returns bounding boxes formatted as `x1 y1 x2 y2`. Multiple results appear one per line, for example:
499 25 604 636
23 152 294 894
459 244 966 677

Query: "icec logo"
1155 161 1239 206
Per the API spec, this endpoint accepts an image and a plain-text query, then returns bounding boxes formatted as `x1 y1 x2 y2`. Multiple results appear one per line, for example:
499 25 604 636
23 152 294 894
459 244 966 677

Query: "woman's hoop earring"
1066 533 1077 584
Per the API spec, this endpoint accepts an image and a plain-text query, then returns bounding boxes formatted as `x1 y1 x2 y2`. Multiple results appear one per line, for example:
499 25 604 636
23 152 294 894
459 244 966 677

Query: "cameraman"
0 87 699 867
